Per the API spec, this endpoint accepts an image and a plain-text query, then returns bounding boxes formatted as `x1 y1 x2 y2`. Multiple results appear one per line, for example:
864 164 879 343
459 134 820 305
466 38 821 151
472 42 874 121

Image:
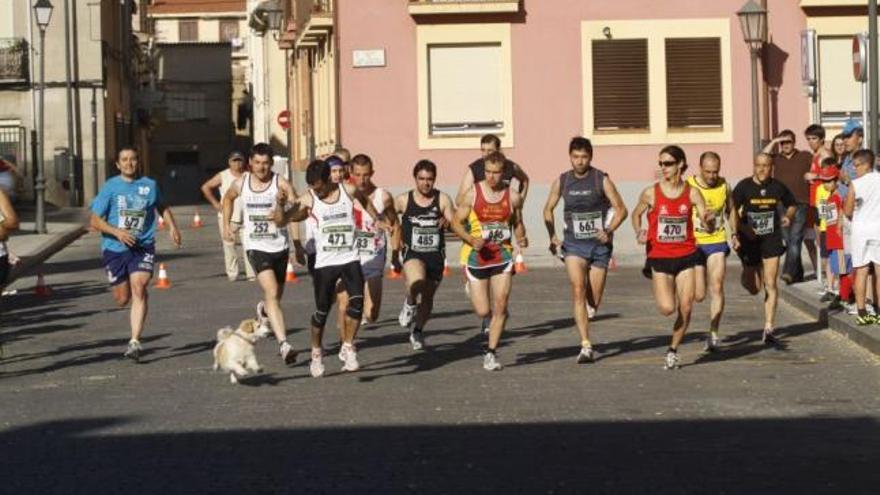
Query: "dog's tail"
216 326 234 342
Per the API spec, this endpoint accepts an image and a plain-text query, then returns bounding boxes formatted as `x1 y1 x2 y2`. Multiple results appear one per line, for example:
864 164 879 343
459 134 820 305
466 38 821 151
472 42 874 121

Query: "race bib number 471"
321 225 354 251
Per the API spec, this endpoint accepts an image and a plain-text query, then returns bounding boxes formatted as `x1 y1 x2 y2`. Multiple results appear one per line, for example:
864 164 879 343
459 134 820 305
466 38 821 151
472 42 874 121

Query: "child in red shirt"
817 165 852 309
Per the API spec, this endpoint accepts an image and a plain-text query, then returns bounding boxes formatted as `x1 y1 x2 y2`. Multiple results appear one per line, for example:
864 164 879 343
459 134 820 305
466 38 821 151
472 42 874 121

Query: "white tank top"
852 171 880 239
312 184 359 269
240 172 289 253
304 214 317 255
354 187 387 263
219 169 243 223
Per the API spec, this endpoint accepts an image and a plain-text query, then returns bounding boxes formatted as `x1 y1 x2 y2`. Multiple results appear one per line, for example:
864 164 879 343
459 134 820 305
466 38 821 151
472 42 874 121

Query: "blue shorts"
102 245 155 286
696 242 730 266
561 240 613 269
829 250 852 276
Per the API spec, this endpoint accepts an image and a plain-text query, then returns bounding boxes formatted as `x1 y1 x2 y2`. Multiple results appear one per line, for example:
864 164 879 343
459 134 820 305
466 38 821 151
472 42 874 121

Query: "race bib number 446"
657 215 687 243
747 211 775 236
481 222 511 244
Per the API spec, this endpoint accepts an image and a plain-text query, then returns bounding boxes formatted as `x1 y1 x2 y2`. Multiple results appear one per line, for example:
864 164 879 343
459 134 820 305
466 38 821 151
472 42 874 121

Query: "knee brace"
311 310 329 328
346 295 364 320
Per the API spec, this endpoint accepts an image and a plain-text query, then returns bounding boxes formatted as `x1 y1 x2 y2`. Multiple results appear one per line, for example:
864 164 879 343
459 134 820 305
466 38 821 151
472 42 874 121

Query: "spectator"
763 129 814 284
839 119 864 195
830 133 847 166
0 157 21 202
0 188 19 289
843 149 880 325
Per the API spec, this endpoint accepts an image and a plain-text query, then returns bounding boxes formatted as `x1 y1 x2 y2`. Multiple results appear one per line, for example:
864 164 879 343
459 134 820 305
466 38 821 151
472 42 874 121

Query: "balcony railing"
295 0 333 35
0 38 29 84
408 0 520 15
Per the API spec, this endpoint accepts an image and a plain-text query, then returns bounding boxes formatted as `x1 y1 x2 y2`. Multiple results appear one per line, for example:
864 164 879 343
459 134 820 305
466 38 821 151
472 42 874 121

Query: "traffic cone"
609 256 617 272
387 266 402 279
514 253 528 274
191 209 203 228
443 259 450 276
157 215 166 230
285 261 298 283
34 273 52 297
155 263 172 289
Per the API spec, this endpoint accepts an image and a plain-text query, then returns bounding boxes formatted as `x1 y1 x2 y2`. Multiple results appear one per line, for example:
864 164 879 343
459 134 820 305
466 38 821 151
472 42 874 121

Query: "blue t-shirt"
90 176 161 253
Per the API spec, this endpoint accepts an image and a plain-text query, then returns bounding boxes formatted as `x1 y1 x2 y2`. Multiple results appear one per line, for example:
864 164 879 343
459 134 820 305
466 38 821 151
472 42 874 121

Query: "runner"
336 154 397 332
275 159 389 377
89 147 182 361
687 151 739 352
732 152 797 345
0 188 19 289
222 143 298 365
451 151 527 371
843 149 880 325
394 160 455 350
631 145 713 370
200 151 255 282
455 134 530 204
543 136 628 362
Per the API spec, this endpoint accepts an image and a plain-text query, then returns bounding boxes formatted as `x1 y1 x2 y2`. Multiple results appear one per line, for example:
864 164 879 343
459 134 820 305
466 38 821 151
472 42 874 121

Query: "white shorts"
851 237 880 268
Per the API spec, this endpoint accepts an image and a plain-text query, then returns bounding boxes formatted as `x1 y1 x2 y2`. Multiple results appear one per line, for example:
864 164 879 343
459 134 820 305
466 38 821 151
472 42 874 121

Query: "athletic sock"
581 339 591 348
667 346 677 354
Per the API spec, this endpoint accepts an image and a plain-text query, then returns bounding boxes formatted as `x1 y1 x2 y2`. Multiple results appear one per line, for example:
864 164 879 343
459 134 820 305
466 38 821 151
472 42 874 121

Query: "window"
179 20 198 42
165 92 206 121
417 23 513 149
428 43 503 135
818 36 861 122
219 20 239 42
592 39 649 131
665 37 722 128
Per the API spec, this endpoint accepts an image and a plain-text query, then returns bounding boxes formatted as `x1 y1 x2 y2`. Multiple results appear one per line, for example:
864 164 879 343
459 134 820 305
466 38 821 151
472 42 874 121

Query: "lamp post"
737 0 767 155
33 0 53 234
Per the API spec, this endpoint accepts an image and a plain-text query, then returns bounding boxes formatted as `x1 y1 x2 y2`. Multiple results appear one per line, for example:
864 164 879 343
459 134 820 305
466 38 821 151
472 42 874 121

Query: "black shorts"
247 249 289 285
647 251 701 276
0 255 9 286
736 236 786 267
306 252 316 276
465 262 514 281
403 248 445 284
312 260 364 326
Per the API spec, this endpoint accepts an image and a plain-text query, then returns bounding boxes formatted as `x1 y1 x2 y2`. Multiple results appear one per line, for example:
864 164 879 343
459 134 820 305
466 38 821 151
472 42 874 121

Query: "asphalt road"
1 213 878 494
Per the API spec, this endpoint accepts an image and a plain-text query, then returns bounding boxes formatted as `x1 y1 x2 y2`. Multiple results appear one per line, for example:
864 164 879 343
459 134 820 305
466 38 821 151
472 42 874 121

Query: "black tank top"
402 191 444 254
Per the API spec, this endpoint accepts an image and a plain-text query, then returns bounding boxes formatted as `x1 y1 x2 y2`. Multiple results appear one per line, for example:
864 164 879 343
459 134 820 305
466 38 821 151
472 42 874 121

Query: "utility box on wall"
54 147 70 188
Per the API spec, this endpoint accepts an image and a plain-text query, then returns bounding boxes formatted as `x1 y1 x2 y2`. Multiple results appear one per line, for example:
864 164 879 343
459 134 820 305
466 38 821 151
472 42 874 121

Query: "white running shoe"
868 305 877 316
576 345 595 364
704 332 721 353
586 305 597 321
279 341 296 365
123 340 142 362
310 348 325 378
256 301 271 335
398 300 417 327
483 351 503 371
846 303 859 315
664 350 680 370
409 327 424 351
338 343 349 362
341 343 359 372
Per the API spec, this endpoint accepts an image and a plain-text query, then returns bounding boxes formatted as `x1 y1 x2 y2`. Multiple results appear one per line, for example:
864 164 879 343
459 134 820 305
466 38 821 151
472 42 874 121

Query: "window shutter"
179 20 198 42
428 43 504 134
592 39 649 130
665 37 722 128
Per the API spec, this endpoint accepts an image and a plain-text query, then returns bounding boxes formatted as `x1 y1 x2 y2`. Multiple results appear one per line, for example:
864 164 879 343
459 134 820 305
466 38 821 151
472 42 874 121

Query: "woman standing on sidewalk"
0 188 19 288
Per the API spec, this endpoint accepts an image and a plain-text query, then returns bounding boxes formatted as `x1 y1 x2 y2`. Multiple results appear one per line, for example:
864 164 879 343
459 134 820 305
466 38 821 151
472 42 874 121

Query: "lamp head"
33 0 54 31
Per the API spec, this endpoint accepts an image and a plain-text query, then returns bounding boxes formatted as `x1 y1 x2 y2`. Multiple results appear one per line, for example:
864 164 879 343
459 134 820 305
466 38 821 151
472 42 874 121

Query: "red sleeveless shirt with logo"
647 183 696 259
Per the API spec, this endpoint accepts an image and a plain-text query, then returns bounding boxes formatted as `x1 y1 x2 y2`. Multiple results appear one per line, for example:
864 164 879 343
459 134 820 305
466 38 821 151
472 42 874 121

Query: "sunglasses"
658 160 678 168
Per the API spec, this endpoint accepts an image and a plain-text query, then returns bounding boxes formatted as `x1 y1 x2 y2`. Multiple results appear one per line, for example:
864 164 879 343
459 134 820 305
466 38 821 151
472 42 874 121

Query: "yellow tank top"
687 176 728 245
814 183 832 232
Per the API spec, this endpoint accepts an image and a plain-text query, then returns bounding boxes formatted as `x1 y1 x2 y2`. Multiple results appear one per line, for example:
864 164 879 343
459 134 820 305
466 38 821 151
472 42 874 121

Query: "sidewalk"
3 205 89 287
779 278 880 356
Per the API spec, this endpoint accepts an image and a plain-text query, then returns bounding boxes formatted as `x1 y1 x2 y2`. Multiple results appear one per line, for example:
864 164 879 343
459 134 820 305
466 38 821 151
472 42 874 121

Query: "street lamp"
33 0 53 234
737 0 767 155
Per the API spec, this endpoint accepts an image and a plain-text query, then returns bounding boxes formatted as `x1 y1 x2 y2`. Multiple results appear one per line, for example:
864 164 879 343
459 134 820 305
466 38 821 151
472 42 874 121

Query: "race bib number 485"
657 215 687 243
412 227 440 253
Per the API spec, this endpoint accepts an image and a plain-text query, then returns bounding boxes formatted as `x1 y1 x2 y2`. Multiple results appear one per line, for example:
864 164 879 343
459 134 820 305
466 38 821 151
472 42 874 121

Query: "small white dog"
213 318 271 384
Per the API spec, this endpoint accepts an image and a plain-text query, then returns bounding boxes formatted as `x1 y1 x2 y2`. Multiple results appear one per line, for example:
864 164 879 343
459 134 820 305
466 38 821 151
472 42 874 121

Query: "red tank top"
647 183 696 259
465 184 513 267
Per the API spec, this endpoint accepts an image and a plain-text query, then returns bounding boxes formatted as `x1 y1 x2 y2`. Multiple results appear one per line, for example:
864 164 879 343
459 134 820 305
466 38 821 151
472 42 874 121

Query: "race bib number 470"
657 215 687 243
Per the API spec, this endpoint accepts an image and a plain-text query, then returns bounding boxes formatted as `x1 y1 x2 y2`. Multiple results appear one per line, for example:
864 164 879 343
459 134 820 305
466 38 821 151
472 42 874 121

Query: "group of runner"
91 134 835 372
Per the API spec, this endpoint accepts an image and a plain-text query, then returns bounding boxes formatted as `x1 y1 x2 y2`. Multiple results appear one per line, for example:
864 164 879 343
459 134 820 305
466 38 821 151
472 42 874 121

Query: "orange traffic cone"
192 209 203 228
157 215 166 231
387 266 402 279
443 259 451 276
155 263 172 289
514 253 528 274
34 273 53 297
608 256 617 272
285 261 298 283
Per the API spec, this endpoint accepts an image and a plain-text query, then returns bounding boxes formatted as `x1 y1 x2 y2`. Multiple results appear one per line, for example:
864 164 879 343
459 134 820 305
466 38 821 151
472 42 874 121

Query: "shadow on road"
1 416 876 493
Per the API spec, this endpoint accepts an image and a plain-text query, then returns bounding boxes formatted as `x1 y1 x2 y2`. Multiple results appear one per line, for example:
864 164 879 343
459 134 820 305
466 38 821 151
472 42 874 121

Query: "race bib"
411 227 440 253
572 211 602 240
819 202 838 225
747 211 775 236
118 209 146 234
481 222 511 244
321 225 354 251
657 215 687 243
248 214 278 240
355 231 376 255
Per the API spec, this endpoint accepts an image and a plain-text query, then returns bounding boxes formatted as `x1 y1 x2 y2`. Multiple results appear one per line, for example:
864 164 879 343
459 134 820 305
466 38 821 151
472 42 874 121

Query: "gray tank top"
562 167 609 244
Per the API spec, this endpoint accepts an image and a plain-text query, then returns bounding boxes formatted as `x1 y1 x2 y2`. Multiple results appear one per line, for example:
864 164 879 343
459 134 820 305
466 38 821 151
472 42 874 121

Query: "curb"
779 284 880 357
7 224 88 285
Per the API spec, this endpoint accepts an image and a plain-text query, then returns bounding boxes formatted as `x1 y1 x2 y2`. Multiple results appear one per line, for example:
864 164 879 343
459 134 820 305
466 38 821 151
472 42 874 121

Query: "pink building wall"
337 0 811 187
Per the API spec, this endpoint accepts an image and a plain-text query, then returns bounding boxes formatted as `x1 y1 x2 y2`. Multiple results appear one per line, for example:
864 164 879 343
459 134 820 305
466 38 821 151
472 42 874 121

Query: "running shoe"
398 300 417 327
483 351 503 371
868 305 878 316
664 350 680 370
828 295 844 311
846 303 859 315
338 343 349 362
855 314 877 326
310 348 325 378
816 285 829 296
341 343 359 372
280 340 296 365
409 326 424 351
704 331 721 353
576 345 595 364
256 301 271 335
480 316 492 336
819 291 834 303
762 327 779 345
123 340 142 362
586 304 597 321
